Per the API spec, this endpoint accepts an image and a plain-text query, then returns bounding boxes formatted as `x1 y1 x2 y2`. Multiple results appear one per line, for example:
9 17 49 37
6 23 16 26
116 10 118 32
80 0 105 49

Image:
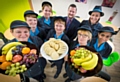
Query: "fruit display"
68 46 103 76
41 38 68 60
0 42 38 76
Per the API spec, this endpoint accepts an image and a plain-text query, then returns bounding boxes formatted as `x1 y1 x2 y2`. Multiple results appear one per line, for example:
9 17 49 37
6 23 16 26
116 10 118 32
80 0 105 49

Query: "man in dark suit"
64 4 81 41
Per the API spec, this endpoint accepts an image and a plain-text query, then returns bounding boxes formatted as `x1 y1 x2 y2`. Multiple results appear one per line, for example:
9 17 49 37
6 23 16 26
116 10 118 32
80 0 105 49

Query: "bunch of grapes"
5 62 27 76
20 54 38 68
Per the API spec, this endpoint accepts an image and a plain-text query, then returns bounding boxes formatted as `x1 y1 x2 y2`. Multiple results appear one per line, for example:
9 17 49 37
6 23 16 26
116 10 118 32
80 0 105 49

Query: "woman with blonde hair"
38 1 54 34
64 25 92 82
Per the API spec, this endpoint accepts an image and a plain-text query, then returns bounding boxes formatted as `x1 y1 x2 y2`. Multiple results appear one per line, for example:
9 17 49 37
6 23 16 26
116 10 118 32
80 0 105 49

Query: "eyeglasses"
100 34 111 38
78 33 88 38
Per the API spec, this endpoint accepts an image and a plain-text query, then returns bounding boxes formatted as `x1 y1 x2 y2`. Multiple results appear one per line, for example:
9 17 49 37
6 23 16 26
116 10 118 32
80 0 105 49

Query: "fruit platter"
68 46 103 76
0 42 39 76
40 38 68 61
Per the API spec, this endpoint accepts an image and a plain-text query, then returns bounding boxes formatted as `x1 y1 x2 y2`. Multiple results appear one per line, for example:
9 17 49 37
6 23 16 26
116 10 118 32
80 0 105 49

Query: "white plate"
40 40 68 61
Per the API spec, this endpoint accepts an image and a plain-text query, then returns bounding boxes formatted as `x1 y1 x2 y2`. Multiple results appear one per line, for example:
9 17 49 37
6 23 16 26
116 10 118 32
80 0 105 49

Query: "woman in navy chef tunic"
5 20 46 82
37 1 54 34
90 26 115 59
80 6 104 38
45 16 70 79
63 25 92 82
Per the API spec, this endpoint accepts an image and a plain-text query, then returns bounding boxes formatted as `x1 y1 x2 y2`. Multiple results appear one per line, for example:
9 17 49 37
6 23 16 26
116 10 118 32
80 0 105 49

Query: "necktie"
66 19 71 30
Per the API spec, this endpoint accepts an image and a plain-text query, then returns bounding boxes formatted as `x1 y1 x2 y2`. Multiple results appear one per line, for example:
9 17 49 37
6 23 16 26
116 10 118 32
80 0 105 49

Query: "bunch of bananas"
2 42 23 61
43 38 67 60
70 48 98 70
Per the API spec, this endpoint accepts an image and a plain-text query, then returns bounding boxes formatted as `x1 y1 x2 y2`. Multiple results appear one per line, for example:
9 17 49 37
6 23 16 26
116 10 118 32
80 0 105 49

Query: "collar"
54 32 64 39
30 27 40 36
44 18 51 25
94 39 105 52
67 17 73 22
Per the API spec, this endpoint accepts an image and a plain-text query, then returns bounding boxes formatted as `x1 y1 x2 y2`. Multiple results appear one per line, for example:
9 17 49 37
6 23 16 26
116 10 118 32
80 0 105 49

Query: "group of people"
0 1 118 82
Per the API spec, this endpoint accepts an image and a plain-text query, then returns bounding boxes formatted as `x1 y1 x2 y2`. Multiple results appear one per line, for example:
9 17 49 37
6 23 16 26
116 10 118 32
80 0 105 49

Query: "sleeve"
102 43 112 59
62 35 70 46
37 17 43 28
45 29 54 41
38 27 47 41
30 36 43 51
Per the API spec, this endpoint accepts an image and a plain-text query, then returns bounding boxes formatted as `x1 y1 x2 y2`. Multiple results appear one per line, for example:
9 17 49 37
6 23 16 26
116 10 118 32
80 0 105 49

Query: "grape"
6 66 11 70
15 62 20 66
11 64 15 67
6 62 29 76
5 70 9 74
21 65 26 68
12 50 16 55
20 69 24 73
23 68 27 71
12 72 16 77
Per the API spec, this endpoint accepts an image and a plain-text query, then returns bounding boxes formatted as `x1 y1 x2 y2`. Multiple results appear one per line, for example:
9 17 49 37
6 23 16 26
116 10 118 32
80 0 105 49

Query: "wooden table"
4 28 14 40
101 22 119 32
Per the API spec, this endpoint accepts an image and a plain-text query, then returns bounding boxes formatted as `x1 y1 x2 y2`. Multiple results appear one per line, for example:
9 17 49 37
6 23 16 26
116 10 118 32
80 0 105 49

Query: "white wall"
32 0 120 27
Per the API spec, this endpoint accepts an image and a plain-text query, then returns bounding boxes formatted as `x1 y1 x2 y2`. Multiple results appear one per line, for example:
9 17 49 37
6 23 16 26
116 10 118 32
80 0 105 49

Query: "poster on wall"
108 10 118 22
102 0 117 8
75 0 87 4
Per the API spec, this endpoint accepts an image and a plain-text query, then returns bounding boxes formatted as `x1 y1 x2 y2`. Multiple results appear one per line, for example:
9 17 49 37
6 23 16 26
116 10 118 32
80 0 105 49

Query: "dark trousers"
24 57 47 81
65 61 82 81
50 58 64 75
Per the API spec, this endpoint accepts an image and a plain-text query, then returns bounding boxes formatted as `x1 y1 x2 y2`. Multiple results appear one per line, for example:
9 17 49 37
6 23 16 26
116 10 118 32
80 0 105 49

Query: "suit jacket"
37 16 54 34
64 17 81 41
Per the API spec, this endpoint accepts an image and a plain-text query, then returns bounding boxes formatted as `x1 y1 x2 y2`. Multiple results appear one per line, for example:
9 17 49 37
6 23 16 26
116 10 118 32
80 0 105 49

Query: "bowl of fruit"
0 41 39 76
68 46 103 76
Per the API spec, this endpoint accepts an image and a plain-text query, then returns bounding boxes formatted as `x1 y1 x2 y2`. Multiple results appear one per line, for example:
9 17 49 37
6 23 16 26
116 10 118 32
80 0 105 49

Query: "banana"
73 53 92 66
81 53 98 70
2 42 23 55
6 46 16 61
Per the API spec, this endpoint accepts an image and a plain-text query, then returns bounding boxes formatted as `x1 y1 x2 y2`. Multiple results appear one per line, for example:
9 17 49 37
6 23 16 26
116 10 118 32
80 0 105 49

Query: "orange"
22 47 30 54
70 50 76 56
0 61 12 70
0 55 6 62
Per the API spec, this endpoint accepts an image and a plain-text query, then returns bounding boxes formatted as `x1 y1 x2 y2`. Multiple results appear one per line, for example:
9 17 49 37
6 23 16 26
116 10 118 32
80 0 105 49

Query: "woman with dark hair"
80 6 104 38
90 26 115 59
